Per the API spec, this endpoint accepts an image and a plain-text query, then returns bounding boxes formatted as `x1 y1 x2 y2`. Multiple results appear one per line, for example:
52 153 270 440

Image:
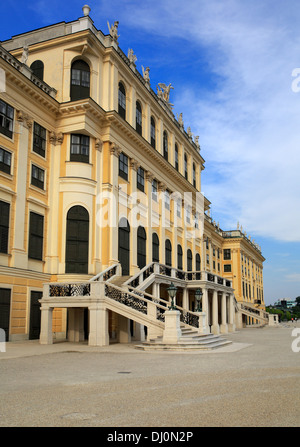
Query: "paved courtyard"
0 323 299 427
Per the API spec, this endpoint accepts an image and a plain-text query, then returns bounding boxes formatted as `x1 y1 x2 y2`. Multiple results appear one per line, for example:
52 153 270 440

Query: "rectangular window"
224 264 232 272
0 201 10 254
119 152 128 180
70 134 89 163
0 147 12 174
33 122 46 157
152 179 158 201
176 199 181 218
31 164 45 190
223 249 231 260
28 211 44 260
150 120 156 148
175 146 179 171
0 100 14 139
185 206 191 223
165 190 170 210
137 166 144 192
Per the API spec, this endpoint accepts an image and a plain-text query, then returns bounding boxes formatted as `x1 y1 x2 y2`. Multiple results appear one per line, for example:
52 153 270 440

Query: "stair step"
108 275 131 287
135 339 232 351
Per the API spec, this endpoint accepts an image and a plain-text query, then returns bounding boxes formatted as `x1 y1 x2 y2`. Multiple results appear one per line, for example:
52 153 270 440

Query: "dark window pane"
28 212 44 260
0 201 10 253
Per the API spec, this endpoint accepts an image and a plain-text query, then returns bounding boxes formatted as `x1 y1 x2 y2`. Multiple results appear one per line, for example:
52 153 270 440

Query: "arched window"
136 101 142 135
187 249 193 271
175 143 179 171
118 82 126 119
118 218 130 275
65 206 89 273
163 131 168 161
30 60 44 81
152 233 159 263
70 60 90 101
196 253 201 279
184 154 188 180
177 244 183 270
150 116 156 148
165 239 172 267
137 226 146 269
193 163 196 188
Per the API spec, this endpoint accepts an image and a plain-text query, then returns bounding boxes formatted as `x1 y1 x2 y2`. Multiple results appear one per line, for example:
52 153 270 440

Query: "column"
211 290 220 334
130 158 140 275
109 143 121 265
11 112 32 269
45 132 63 273
68 308 85 342
118 314 131 343
228 293 236 332
220 292 228 333
182 288 189 310
88 304 109 346
39 305 53 345
202 288 208 328
146 171 154 264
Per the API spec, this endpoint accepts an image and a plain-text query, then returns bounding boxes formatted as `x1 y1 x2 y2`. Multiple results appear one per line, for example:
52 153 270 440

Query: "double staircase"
94 263 233 351
44 262 236 350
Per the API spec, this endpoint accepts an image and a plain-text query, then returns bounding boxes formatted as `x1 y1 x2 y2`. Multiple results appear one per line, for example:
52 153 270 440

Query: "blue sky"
1 0 300 305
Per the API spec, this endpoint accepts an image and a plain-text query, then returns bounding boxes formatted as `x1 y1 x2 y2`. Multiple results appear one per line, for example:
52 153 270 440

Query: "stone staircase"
135 325 232 351
108 275 131 287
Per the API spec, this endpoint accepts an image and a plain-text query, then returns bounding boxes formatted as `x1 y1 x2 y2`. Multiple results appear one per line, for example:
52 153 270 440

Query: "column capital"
109 142 122 156
145 171 154 182
49 131 64 145
130 158 140 171
95 138 103 152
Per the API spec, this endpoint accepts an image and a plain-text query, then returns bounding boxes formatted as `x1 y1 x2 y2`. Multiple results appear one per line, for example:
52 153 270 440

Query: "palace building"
0 5 268 348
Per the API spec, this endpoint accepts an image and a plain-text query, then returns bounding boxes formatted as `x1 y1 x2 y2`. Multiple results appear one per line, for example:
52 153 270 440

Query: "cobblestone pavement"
0 323 299 427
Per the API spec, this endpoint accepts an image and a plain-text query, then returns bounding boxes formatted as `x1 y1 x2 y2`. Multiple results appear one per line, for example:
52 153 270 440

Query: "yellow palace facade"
0 6 267 347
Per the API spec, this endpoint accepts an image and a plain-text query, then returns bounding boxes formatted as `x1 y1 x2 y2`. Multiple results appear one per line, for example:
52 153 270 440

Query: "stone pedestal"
163 310 182 344
197 312 208 334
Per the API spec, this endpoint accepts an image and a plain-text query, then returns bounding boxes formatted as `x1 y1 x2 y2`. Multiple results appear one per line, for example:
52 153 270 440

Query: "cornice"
103 110 201 194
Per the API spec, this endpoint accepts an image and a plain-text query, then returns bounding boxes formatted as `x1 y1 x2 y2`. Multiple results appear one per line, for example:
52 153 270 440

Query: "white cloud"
94 1 300 241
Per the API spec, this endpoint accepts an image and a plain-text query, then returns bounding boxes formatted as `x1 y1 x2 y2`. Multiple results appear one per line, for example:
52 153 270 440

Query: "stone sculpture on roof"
107 21 120 43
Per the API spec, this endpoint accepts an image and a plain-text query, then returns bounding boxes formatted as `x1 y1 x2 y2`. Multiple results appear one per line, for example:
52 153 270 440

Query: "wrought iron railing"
105 284 148 314
90 263 120 282
49 283 91 297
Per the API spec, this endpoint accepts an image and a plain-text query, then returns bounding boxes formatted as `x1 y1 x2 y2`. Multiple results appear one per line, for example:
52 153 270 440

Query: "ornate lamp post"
167 282 177 310
195 288 203 312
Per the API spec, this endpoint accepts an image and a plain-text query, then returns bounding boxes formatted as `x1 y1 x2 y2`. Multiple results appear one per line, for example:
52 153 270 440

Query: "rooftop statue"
107 21 120 43
157 83 174 102
128 48 137 65
21 45 28 64
194 136 200 150
177 112 184 130
142 66 150 85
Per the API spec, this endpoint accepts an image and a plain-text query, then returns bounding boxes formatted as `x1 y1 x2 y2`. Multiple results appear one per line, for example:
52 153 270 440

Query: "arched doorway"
152 233 159 262
65 206 89 274
137 226 146 269
118 218 130 275
196 253 201 279
165 239 172 267
187 249 193 279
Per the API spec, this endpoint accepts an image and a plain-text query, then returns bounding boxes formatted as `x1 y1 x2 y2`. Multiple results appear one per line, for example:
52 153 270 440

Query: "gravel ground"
0 323 299 428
